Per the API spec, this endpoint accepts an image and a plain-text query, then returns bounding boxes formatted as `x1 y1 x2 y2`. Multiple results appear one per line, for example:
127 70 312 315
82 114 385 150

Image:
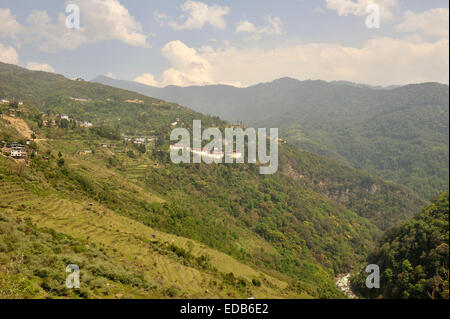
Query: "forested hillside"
352 192 449 299
93 76 449 200
0 62 426 298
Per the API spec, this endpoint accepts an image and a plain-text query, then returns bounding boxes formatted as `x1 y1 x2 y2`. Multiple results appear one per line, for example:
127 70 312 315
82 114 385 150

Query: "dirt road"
1 115 45 142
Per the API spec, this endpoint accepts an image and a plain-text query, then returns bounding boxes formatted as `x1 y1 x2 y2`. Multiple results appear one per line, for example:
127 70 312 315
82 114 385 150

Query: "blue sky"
0 0 448 86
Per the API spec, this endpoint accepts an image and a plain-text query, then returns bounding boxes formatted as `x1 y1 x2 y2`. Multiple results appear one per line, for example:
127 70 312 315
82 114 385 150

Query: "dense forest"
94 76 450 200
352 192 449 299
0 62 446 299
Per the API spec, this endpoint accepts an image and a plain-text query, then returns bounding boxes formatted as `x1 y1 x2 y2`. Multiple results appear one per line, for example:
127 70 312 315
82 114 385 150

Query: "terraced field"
0 183 36 209
125 163 149 181
0 176 301 299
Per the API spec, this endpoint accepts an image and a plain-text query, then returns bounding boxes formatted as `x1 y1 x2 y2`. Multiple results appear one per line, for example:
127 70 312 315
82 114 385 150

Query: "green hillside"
0 62 427 298
352 192 449 299
94 76 449 200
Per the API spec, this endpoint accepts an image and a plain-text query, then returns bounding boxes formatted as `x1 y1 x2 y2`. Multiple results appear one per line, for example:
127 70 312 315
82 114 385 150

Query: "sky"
0 0 448 87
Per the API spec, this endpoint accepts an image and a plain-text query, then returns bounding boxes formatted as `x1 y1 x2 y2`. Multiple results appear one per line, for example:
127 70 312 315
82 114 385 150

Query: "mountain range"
93 76 449 200
0 62 431 298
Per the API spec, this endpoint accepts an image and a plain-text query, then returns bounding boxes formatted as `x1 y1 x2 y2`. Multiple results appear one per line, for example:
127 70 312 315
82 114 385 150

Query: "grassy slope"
0 117 319 298
0 62 427 298
0 62 425 230
94 76 448 200
0 155 304 299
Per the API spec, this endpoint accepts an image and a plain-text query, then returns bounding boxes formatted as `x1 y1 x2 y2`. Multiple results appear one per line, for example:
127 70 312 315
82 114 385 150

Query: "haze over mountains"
1 0 448 301
1 62 429 298
93 76 449 200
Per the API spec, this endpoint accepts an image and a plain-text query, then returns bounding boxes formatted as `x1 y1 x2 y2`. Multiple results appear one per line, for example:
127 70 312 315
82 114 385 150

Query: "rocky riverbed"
335 273 358 299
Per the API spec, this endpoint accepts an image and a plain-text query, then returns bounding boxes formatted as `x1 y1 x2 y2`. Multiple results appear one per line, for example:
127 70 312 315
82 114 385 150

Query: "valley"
94 76 449 201
0 62 447 299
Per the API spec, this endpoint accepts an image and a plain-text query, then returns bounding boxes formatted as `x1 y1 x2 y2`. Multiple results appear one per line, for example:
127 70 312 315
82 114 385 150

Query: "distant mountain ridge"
93 75 449 199
1 61 428 298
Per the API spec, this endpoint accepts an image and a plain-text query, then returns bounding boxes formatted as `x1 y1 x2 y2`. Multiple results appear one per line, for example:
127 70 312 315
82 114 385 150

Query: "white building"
134 137 146 144
10 149 21 158
70 97 89 102
10 148 26 158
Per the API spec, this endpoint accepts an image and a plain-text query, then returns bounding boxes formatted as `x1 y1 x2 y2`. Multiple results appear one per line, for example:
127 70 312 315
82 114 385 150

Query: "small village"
43 113 93 128
0 98 24 106
0 98 31 161
170 143 243 160
1 96 165 164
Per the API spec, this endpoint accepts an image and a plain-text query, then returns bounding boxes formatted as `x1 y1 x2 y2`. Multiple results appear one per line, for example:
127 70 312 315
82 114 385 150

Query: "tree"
9 101 18 109
60 119 69 129
353 192 449 299
138 144 146 154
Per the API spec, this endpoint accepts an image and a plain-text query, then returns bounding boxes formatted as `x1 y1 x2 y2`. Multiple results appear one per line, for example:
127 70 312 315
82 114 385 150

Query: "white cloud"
326 0 397 19
134 40 213 87
25 62 55 73
160 40 212 86
396 8 449 39
135 35 448 88
22 0 148 52
236 15 284 39
79 0 148 46
197 37 448 86
134 73 158 86
0 8 23 39
154 12 169 26
0 43 19 64
156 1 230 30
236 21 256 33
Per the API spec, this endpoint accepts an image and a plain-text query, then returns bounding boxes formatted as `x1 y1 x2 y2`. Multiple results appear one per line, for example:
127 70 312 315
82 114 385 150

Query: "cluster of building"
1 141 27 159
170 143 242 160
80 121 93 127
1 98 24 106
44 114 93 128
69 97 89 102
123 134 157 145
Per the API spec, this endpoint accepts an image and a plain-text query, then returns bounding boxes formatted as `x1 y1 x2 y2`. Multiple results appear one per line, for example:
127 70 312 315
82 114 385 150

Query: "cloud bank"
2 0 149 52
396 8 449 39
236 15 284 39
25 62 55 73
156 1 230 30
0 43 18 64
136 33 448 87
326 0 397 19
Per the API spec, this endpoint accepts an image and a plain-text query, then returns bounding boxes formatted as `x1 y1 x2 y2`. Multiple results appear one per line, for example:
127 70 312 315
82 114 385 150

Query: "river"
335 273 358 299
